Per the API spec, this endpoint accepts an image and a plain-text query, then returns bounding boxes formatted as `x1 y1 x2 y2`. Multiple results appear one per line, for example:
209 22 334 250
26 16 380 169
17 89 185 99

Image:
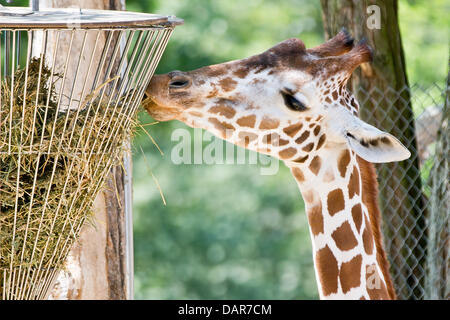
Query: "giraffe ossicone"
143 29 410 300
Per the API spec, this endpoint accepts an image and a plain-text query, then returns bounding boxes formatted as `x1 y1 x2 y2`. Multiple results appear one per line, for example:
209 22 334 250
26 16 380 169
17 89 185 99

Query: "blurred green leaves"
133 113 317 299
398 0 449 88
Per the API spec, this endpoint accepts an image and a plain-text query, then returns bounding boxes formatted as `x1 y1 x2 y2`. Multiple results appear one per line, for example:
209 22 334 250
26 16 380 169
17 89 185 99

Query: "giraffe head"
144 29 410 164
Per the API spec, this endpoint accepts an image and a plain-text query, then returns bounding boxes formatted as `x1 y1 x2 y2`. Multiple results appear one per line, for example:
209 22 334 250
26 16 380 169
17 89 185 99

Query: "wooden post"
35 0 133 300
319 0 427 299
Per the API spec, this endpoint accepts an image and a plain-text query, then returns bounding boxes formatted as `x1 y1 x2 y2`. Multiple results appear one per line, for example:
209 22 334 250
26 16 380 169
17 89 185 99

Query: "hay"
0 58 135 295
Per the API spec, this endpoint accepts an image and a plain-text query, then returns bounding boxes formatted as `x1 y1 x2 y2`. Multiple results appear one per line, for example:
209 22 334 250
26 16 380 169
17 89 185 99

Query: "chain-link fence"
355 83 448 300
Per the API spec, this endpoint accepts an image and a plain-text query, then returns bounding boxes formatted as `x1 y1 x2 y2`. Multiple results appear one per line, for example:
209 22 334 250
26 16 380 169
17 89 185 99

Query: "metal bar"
16 31 20 69
4 31 10 77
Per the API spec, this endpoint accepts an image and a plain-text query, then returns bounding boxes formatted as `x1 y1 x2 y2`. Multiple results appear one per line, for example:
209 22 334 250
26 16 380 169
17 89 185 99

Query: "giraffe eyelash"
281 89 308 112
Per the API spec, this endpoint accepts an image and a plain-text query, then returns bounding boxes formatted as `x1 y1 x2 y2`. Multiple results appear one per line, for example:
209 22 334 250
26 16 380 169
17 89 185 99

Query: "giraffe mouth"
142 95 181 121
142 94 157 111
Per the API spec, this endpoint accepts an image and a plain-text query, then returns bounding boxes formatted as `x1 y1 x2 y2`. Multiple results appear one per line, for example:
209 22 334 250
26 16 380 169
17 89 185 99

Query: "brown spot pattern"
331 221 358 251
315 245 339 296
309 156 321 176
209 105 236 119
283 123 303 137
307 203 324 236
362 223 374 255
293 155 309 163
302 143 315 152
278 147 297 159
338 150 350 178
339 255 362 294
208 118 235 137
292 167 304 183
348 166 360 199
236 115 256 128
218 77 238 92
327 189 345 216
351 204 363 232
259 117 280 129
313 126 321 136
295 131 310 144
332 90 338 100
316 134 326 150
233 67 250 79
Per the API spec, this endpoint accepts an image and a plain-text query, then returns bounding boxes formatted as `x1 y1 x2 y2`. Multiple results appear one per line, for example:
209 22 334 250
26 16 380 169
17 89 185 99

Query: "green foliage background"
2 0 447 299
127 0 448 299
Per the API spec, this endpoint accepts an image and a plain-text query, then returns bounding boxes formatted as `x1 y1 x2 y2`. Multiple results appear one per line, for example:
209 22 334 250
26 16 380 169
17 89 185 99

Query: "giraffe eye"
281 90 307 112
169 77 190 88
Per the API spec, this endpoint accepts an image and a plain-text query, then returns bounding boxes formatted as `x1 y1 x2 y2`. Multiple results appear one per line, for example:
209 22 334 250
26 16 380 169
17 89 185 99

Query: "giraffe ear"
344 119 411 163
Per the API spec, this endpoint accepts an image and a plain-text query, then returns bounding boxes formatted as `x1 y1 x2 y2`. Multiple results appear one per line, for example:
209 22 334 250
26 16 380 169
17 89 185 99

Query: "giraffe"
143 29 411 300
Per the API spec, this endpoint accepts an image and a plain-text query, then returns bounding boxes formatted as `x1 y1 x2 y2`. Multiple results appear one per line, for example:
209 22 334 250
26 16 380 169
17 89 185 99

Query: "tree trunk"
320 0 427 299
35 0 132 300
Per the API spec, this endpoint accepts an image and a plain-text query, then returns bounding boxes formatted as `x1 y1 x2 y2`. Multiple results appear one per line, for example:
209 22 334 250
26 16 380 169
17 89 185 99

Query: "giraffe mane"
356 156 397 299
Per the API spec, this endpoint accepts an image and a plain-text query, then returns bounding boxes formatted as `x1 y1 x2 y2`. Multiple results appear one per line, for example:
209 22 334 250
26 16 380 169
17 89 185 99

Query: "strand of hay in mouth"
0 58 136 292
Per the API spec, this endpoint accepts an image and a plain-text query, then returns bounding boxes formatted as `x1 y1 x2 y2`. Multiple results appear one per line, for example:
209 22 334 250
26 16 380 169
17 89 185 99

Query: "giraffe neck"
286 146 395 299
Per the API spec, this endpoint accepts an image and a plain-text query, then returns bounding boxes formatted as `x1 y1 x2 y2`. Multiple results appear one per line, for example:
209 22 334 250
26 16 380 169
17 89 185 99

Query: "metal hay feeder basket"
0 4 182 300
